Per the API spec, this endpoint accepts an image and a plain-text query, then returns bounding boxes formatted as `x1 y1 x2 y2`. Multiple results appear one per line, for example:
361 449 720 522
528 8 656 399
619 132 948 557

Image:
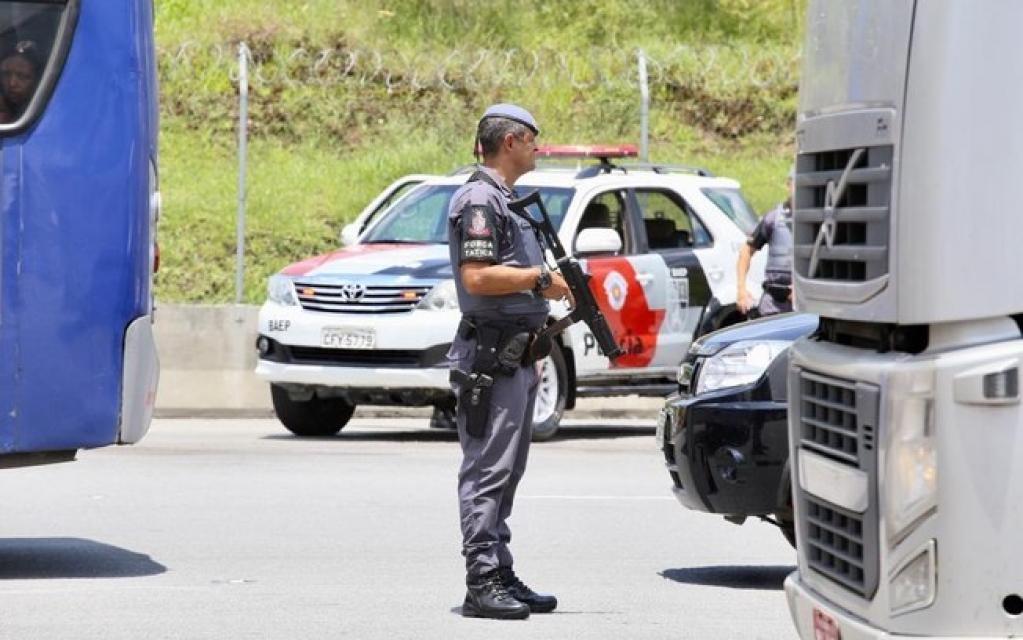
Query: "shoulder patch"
467 206 492 238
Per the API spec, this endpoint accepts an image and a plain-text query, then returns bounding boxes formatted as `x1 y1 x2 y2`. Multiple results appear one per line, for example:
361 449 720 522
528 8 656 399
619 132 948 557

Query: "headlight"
889 540 937 616
694 340 789 394
885 368 937 545
417 279 459 311
267 274 297 306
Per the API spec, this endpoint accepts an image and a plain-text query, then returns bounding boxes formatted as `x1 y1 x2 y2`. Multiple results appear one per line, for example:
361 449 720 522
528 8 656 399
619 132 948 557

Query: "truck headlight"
267 274 297 306
694 340 788 394
885 369 937 545
417 279 459 311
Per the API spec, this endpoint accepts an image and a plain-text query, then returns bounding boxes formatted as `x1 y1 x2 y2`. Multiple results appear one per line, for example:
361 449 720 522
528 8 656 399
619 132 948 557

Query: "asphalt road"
0 416 799 639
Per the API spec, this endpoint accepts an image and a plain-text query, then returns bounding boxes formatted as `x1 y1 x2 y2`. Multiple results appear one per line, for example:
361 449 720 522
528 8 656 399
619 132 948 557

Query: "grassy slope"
155 0 804 303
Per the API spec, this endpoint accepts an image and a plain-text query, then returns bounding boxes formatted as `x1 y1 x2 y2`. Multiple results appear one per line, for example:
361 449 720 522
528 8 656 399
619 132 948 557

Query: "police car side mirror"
575 228 622 256
340 224 360 246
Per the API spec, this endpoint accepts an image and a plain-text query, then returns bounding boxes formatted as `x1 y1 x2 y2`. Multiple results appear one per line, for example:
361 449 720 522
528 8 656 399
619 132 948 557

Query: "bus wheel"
271 385 355 436
531 345 567 442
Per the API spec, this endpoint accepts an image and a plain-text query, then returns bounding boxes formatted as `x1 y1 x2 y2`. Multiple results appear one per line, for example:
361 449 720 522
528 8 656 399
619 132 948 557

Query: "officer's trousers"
452 355 539 580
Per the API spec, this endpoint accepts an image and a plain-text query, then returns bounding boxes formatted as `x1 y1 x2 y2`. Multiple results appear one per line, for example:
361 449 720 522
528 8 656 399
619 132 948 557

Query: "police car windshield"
701 187 760 234
361 183 576 244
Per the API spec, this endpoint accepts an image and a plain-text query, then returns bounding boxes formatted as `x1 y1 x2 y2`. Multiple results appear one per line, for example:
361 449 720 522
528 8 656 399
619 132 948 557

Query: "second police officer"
736 166 795 318
446 104 573 620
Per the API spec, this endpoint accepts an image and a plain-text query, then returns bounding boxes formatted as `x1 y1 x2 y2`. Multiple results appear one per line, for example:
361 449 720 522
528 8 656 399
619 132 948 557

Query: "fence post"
236 42 249 304
637 48 649 163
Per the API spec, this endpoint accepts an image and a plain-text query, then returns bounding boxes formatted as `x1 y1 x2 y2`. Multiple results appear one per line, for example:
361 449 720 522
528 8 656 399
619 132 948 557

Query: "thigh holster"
453 318 536 437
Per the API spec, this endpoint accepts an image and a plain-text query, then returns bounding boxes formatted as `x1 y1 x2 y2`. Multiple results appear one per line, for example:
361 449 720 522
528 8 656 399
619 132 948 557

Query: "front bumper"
660 383 788 516
255 303 456 400
785 573 974 640
255 357 450 391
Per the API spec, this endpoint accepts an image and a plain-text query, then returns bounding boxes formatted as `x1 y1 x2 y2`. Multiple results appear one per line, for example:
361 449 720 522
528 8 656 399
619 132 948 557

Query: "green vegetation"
155 0 806 303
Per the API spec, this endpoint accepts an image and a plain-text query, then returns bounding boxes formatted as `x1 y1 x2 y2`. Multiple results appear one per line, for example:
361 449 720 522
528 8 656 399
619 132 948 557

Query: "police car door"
626 188 711 367
570 191 675 374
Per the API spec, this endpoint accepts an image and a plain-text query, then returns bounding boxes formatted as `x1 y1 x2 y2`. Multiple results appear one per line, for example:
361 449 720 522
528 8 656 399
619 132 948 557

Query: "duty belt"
762 282 792 303
453 316 553 438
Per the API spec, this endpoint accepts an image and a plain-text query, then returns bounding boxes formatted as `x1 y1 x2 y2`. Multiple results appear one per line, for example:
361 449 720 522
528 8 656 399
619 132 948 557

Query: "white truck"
785 2 1023 638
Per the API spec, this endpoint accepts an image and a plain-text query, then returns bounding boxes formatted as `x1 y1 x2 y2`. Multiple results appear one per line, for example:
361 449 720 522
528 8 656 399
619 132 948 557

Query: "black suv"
656 312 818 546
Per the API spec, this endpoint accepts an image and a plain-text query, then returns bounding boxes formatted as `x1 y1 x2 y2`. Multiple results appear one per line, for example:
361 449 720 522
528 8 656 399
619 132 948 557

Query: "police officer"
446 103 572 620
737 166 795 317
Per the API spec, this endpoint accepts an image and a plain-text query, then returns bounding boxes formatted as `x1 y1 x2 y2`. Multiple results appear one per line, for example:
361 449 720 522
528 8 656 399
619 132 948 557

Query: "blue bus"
0 0 160 467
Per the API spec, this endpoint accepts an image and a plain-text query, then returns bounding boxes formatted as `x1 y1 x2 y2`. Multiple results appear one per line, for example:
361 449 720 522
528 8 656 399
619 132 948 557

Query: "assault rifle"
508 190 624 363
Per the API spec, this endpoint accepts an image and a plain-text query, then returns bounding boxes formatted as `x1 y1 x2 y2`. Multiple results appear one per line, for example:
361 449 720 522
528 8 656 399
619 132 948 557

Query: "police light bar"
536 144 639 159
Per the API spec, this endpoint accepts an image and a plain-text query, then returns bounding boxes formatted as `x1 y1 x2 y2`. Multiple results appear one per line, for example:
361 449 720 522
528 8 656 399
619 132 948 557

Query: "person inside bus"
0 40 42 123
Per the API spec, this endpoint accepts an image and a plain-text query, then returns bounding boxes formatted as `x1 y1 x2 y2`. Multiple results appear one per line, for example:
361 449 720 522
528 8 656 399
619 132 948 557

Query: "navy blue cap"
479 103 539 136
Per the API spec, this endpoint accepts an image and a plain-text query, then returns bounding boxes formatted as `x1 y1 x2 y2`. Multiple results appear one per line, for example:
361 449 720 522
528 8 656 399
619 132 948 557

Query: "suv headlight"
694 340 789 394
417 279 459 311
267 274 297 306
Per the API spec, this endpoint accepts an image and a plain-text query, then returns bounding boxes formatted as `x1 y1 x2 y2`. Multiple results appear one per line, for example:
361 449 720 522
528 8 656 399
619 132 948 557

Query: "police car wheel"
270 384 355 437
531 345 567 442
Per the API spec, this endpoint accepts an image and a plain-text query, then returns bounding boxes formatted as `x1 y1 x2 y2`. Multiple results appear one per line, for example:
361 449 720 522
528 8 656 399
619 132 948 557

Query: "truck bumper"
786 573 900 639
785 573 980 640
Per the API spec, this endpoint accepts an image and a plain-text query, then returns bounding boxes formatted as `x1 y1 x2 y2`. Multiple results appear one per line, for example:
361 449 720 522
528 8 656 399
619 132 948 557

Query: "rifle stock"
508 191 624 363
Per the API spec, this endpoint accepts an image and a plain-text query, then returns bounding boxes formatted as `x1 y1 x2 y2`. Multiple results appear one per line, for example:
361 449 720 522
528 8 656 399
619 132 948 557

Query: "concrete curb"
153 304 667 420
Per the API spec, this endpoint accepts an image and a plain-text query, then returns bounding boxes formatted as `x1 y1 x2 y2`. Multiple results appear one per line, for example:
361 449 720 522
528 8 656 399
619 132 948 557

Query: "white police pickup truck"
255 146 766 440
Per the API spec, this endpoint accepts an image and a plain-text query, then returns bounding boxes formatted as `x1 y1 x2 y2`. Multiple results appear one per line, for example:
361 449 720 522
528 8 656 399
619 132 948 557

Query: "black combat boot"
497 567 558 613
462 569 530 620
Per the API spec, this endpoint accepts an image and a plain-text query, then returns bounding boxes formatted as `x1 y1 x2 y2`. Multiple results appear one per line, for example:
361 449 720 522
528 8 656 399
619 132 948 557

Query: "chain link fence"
159 42 800 92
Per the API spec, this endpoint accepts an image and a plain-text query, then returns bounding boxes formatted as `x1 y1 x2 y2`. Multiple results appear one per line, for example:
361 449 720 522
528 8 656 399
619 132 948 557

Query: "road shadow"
263 422 654 444
0 538 166 580
660 565 795 591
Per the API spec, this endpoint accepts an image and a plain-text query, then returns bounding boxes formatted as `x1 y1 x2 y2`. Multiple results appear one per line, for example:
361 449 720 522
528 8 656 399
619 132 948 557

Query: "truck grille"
804 496 868 595
293 280 432 314
793 145 893 283
795 369 880 600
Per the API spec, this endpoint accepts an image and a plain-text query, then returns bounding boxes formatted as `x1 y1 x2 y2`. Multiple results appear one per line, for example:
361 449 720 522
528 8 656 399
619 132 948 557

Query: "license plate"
321 327 376 349
812 607 841 640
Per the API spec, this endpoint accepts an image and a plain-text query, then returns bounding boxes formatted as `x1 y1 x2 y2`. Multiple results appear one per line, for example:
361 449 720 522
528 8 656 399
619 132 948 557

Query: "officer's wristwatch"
534 265 552 293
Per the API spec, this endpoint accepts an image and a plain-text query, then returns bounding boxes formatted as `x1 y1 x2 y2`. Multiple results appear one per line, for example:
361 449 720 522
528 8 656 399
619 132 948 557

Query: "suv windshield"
361 183 576 244
701 187 760 234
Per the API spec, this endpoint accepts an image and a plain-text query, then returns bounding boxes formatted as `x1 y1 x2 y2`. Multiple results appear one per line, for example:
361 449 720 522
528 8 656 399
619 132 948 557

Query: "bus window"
0 2 74 131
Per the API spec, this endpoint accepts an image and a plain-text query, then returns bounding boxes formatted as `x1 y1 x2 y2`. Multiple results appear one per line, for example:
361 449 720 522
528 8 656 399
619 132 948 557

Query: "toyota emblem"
339 283 365 301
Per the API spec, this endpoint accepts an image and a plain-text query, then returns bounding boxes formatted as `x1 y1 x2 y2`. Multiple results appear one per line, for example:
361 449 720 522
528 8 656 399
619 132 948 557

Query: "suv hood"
696 312 819 354
280 243 453 279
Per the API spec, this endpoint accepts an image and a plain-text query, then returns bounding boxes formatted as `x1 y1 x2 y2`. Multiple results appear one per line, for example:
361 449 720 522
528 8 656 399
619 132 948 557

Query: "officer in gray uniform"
737 166 795 317
446 103 572 620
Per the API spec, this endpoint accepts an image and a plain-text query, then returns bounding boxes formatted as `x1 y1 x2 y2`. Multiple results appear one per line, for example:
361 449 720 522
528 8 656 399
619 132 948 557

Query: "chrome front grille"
293 280 431 314
795 368 880 600
794 145 893 283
